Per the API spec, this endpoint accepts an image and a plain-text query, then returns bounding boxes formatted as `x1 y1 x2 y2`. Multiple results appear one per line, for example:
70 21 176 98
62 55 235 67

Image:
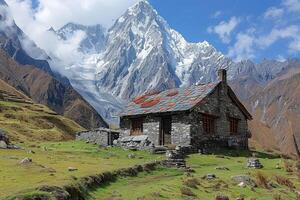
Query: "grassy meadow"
91 152 300 200
0 141 163 199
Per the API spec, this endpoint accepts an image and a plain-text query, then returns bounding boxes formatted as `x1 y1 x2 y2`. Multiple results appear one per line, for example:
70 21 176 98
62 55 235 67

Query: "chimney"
218 69 227 83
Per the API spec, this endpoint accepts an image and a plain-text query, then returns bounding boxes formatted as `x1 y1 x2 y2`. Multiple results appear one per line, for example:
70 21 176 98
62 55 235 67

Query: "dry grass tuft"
274 175 295 189
180 187 197 197
255 171 270 189
183 178 200 189
283 160 293 172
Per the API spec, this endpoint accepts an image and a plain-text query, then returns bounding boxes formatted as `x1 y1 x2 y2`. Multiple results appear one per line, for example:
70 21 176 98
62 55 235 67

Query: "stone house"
119 69 252 151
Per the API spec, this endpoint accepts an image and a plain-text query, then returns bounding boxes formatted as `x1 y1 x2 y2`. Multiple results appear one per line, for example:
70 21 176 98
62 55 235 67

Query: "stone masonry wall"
190 82 249 150
143 116 160 146
76 128 120 146
171 114 191 146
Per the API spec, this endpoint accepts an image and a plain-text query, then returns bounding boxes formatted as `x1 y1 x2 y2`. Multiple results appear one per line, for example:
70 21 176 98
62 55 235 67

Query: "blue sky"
149 0 300 62
20 0 300 62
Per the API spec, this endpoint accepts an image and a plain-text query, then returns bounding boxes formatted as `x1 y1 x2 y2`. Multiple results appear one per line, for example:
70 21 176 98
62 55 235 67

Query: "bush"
274 175 295 189
283 160 293 172
255 172 269 189
183 178 200 189
180 187 196 197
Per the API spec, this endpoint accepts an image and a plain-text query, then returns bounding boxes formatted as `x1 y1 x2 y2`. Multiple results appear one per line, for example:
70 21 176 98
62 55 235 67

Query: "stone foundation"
76 128 119 146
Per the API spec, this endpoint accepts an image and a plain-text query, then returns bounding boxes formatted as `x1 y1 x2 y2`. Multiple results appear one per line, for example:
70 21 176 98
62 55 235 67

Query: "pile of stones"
115 135 153 150
247 158 263 169
163 146 186 168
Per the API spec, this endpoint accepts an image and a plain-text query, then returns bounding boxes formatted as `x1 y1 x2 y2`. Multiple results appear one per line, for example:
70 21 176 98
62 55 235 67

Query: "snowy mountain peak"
54 22 106 54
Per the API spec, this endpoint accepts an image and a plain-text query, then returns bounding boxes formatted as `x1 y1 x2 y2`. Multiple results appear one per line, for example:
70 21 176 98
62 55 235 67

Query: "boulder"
68 167 78 171
0 129 9 144
206 173 216 180
247 158 263 169
215 195 229 200
0 140 7 149
231 175 256 187
215 166 230 170
20 157 32 165
127 153 136 159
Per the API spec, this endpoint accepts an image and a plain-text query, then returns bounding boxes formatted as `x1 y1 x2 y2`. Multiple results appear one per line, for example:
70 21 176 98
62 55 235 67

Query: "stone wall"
76 128 119 146
190 82 250 150
171 114 191 146
143 118 160 146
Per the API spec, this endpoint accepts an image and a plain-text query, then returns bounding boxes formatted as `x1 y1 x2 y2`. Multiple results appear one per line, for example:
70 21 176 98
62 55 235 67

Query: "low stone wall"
14 161 163 200
115 135 153 150
76 128 119 146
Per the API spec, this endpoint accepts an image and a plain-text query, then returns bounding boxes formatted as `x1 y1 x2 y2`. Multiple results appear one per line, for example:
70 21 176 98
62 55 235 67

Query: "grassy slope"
0 141 163 199
0 100 84 143
0 78 85 143
91 152 300 200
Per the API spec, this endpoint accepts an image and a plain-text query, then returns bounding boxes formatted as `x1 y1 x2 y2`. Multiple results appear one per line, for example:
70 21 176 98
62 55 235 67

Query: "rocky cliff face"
0 1 108 129
0 49 108 129
95 1 232 99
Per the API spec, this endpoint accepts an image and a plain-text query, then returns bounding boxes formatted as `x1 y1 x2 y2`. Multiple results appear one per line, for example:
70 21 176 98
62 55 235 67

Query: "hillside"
246 69 300 157
0 78 84 142
0 50 108 129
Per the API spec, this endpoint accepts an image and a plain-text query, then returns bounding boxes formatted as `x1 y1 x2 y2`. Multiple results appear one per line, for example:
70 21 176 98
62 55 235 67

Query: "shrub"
255 172 269 189
183 178 200 189
180 187 196 197
274 175 295 189
283 160 293 172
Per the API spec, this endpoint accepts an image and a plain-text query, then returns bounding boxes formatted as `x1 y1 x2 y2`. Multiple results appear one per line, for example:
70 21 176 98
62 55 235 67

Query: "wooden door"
160 116 172 145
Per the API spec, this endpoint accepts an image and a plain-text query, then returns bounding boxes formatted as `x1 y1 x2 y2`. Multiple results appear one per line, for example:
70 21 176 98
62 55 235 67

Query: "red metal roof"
120 82 220 116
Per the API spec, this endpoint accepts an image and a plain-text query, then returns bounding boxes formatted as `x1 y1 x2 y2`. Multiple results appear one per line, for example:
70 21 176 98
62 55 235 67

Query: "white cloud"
283 0 300 12
257 25 299 48
5 0 139 74
208 16 240 44
264 7 284 19
228 31 255 61
212 11 222 18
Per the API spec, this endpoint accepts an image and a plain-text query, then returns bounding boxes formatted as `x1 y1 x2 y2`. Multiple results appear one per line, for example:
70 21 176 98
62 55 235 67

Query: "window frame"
130 117 143 135
229 117 239 135
202 114 215 135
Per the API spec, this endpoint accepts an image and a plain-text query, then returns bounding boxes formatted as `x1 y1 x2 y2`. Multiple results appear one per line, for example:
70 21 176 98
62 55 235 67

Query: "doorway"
159 116 172 145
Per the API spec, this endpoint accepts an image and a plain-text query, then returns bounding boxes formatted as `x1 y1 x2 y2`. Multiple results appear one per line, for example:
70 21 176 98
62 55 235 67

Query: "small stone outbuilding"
119 69 252 151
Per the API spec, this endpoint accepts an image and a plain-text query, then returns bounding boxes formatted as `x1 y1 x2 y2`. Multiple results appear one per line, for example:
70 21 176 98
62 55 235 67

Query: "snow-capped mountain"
47 0 300 124
95 0 232 99
0 0 52 73
54 23 106 54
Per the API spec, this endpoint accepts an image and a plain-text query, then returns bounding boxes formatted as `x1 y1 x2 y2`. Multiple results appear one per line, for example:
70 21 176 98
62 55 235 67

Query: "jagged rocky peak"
55 22 106 53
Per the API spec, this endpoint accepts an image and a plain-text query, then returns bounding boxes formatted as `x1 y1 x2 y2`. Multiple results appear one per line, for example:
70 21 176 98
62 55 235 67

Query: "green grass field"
0 141 163 199
91 152 300 200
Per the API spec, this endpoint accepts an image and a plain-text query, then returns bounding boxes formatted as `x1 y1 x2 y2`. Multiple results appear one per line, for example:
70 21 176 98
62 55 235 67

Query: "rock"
0 140 7 149
247 158 263 169
28 150 35 154
7 144 21 149
68 167 78 171
215 194 229 200
20 157 32 164
231 175 256 187
236 197 244 200
238 181 246 188
0 129 9 144
127 153 136 159
215 166 230 170
275 164 281 169
206 173 216 180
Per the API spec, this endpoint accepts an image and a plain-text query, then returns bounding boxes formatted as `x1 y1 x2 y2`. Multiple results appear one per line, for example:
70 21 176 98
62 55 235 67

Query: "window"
131 118 143 135
202 114 215 134
229 117 239 135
